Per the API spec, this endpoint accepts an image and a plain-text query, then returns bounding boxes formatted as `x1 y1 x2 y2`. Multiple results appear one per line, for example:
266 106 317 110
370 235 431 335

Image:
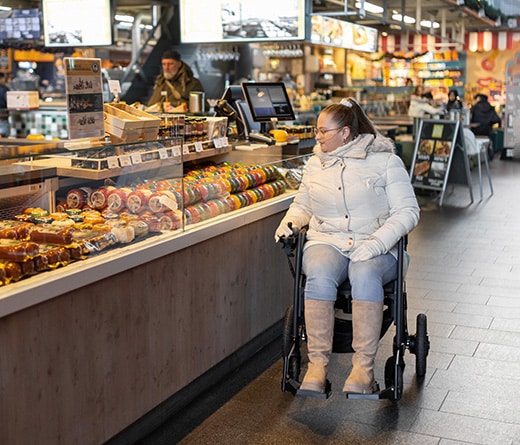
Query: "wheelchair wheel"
384 356 404 401
282 305 301 381
414 313 429 377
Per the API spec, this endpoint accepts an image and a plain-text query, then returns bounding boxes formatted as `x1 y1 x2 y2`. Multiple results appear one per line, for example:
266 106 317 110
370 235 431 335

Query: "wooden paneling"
0 212 292 445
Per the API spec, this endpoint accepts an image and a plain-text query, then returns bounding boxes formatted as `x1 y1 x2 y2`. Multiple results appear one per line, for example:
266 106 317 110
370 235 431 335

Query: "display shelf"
21 144 232 180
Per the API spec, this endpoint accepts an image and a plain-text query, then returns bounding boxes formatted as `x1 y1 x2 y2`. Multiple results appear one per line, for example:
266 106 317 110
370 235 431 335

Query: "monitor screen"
42 0 113 47
180 0 305 44
241 82 295 123
0 9 41 41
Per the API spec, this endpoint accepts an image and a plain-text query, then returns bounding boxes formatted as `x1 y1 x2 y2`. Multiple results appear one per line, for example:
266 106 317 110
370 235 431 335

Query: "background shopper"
275 98 420 396
446 89 463 112
408 86 444 118
470 93 501 136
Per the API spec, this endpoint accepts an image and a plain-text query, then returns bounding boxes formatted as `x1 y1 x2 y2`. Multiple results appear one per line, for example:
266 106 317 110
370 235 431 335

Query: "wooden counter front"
0 197 294 444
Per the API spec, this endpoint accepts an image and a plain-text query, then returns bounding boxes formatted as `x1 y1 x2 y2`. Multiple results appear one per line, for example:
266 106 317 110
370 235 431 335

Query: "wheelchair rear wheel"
282 305 301 382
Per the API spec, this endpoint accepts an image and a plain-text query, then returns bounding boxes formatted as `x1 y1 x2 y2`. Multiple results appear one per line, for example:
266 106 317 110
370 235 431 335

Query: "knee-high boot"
343 300 383 394
299 299 335 394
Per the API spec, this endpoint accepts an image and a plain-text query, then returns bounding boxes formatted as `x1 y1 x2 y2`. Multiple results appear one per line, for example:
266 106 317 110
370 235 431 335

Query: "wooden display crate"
104 104 143 143
110 103 161 141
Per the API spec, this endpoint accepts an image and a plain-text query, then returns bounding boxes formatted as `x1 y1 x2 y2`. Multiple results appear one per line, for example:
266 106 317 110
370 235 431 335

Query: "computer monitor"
221 85 244 103
241 82 296 129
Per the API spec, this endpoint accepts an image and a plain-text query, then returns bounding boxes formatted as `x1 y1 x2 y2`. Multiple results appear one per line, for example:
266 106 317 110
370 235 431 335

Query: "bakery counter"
0 192 295 444
0 193 294 317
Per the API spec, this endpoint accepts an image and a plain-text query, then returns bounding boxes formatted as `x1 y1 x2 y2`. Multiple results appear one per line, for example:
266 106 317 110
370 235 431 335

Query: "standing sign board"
410 119 473 206
504 85 520 156
64 57 105 140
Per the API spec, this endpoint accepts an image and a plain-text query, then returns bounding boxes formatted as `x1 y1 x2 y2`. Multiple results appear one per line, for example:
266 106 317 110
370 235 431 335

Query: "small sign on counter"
64 57 105 140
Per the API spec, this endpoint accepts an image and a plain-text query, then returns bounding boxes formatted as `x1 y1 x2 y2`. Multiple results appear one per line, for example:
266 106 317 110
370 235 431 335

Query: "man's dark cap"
162 50 181 61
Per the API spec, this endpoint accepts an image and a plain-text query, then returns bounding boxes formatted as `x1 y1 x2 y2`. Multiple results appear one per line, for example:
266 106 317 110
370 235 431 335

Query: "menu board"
410 119 472 205
310 15 378 53
64 58 105 140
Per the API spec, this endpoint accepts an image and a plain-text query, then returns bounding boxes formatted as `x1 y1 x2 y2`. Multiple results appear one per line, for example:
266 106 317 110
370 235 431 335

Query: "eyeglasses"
313 126 343 137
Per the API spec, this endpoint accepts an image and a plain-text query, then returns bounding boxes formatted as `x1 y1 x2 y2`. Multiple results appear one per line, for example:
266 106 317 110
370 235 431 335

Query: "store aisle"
138 158 520 445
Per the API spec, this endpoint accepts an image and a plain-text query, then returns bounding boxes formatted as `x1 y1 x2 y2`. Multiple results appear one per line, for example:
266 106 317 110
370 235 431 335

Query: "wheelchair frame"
280 226 429 401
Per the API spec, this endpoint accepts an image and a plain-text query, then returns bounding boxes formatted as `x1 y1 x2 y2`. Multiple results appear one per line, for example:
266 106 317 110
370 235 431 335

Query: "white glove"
349 238 385 262
275 220 297 242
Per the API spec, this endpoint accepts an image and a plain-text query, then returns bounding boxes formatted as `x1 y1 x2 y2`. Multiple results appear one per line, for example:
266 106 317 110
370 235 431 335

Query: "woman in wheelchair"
275 98 420 396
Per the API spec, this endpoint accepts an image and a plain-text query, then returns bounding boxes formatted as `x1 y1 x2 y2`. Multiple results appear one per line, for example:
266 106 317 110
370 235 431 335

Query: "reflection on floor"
138 158 520 445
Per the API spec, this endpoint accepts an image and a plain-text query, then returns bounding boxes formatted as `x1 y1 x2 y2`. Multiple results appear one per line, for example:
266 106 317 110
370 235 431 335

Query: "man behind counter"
147 49 205 112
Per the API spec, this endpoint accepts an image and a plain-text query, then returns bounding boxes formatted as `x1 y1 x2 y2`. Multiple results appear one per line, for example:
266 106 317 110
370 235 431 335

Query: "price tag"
172 145 182 157
131 152 142 164
183 145 190 155
158 147 168 159
194 141 203 152
108 80 121 96
119 154 132 167
213 138 222 148
221 136 229 147
107 156 119 169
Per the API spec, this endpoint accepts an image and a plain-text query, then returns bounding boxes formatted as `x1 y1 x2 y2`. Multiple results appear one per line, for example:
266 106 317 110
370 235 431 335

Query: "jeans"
302 243 397 303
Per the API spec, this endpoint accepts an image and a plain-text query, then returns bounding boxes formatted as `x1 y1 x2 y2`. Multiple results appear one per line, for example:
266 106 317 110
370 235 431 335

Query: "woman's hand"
275 220 297 242
349 238 384 262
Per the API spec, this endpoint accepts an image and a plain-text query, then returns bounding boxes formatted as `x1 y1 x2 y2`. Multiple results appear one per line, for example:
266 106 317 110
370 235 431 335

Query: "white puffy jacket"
282 133 420 258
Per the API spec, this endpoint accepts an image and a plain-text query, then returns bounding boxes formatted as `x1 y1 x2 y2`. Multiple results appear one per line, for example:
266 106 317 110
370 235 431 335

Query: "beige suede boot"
342 300 383 394
298 299 335 394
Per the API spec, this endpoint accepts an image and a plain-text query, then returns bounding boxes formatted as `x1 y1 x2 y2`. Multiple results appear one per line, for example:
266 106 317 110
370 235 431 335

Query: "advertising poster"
64 57 105 140
410 119 473 205
411 120 459 189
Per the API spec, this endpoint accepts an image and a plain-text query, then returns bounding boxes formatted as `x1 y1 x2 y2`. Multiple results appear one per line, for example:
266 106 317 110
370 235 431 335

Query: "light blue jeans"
302 243 397 303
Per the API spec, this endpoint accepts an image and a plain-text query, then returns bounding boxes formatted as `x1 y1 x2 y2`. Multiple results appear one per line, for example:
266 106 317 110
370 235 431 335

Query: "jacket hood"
314 133 394 167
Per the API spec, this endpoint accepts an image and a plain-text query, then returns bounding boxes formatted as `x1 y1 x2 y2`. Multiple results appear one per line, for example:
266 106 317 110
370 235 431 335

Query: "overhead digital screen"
180 0 305 43
42 0 113 47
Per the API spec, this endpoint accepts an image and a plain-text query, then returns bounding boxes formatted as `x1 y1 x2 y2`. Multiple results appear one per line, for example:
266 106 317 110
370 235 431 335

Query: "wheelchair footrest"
296 380 332 399
345 382 381 400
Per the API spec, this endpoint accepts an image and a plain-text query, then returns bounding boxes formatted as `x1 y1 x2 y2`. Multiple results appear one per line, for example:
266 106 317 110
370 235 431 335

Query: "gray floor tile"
410 409 519 445
450 325 520 346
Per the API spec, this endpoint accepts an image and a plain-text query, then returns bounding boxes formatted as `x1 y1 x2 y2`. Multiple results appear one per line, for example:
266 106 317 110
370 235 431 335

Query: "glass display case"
0 135 310 289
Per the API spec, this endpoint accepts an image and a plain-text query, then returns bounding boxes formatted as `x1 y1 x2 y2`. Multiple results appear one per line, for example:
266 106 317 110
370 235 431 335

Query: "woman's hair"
320 98 376 139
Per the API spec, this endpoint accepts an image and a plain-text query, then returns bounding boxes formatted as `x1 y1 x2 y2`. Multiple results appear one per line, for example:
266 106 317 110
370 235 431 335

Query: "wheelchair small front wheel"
415 313 429 377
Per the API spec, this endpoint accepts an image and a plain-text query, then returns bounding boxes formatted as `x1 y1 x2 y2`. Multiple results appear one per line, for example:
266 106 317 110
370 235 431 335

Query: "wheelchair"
280 226 429 401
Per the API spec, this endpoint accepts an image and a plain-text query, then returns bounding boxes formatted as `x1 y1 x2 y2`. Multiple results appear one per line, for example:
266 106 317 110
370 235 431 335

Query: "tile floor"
137 156 520 445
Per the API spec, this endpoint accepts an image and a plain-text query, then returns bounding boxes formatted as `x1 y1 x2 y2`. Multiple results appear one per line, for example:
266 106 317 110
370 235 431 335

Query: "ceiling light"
392 13 416 24
420 20 440 28
115 14 135 23
0 6 11 11
355 1 384 14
